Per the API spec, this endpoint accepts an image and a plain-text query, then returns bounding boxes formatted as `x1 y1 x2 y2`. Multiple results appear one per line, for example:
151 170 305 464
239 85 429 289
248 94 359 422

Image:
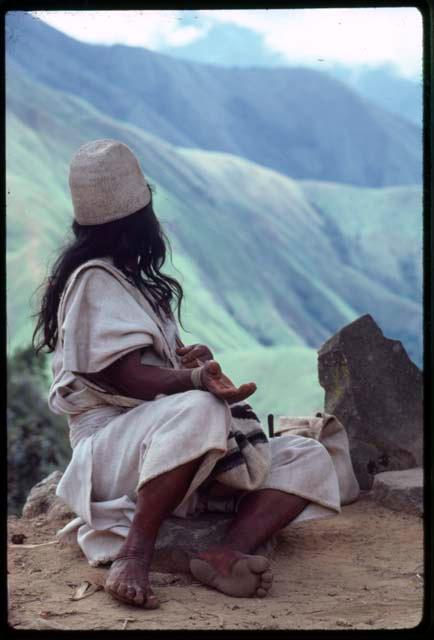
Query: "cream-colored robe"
49 258 359 566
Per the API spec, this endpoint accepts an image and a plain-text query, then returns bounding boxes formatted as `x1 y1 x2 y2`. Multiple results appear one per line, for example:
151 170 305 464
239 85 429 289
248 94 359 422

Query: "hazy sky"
31 8 422 78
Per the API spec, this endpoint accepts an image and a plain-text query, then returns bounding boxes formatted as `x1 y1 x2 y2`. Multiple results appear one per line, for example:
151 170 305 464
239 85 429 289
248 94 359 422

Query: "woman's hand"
200 360 257 404
176 343 213 368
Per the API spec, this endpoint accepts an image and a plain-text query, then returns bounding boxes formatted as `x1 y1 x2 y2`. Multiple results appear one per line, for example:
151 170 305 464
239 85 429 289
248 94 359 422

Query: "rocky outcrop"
370 468 423 517
22 471 75 521
153 514 276 573
318 314 423 489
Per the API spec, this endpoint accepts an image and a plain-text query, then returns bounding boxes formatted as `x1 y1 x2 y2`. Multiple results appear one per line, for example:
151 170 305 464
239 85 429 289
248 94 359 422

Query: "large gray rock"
370 468 423 516
22 471 75 521
318 314 423 489
153 514 277 573
23 472 276 573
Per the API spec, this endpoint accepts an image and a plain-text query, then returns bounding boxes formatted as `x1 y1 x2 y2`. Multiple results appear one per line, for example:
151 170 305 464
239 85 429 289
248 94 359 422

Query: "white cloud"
31 7 422 78
30 10 207 50
200 8 423 78
165 23 208 48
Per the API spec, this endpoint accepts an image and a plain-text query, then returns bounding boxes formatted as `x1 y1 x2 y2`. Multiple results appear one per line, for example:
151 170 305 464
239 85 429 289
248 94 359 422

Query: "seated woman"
33 139 359 609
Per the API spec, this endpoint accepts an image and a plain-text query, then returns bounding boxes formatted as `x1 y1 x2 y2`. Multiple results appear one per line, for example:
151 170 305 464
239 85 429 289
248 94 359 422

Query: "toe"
105 578 120 598
126 586 137 601
105 578 115 591
117 582 129 598
133 589 145 606
248 556 270 574
190 558 216 585
144 593 160 610
257 572 273 598
261 571 274 584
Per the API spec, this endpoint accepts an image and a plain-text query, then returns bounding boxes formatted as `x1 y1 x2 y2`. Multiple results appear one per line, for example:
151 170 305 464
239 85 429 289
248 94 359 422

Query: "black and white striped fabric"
210 402 271 491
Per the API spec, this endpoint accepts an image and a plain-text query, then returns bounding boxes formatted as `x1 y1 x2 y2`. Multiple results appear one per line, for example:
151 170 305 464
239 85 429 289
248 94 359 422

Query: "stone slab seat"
370 468 423 517
21 471 277 573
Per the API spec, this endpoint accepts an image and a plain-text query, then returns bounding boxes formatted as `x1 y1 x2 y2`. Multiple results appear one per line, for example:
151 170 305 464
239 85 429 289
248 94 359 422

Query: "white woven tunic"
49 258 359 566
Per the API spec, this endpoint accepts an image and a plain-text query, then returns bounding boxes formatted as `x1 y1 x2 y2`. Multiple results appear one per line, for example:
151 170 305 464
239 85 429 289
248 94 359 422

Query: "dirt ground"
7 492 424 631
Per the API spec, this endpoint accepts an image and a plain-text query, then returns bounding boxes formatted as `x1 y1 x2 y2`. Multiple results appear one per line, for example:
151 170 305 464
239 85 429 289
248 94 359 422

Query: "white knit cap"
69 139 152 225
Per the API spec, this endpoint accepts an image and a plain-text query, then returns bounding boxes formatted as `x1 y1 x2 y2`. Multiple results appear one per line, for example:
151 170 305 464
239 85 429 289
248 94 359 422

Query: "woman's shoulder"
71 257 114 277
67 258 130 289
60 258 135 313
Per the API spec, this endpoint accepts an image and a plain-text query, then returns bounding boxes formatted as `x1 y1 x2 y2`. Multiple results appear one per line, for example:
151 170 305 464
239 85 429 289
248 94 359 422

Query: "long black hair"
32 199 184 354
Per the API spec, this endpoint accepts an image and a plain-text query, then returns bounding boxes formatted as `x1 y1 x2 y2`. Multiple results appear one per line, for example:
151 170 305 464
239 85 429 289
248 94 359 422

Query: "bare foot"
190 548 273 598
105 556 160 608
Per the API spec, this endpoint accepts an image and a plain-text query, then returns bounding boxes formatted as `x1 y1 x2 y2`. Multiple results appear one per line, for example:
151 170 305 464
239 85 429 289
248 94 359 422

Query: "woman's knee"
269 434 329 467
181 389 230 425
184 388 227 410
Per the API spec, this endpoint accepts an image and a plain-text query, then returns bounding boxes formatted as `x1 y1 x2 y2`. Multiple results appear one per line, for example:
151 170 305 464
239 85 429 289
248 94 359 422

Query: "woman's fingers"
176 345 193 355
182 349 203 364
182 352 205 369
177 344 201 367
177 344 214 365
238 382 257 394
183 359 200 369
221 383 257 403
201 360 257 402
202 362 231 393
206 379 256 403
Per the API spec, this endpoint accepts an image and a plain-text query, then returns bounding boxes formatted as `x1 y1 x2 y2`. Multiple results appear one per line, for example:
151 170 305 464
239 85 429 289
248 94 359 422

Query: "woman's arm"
82 348 256 404
83 349 194 401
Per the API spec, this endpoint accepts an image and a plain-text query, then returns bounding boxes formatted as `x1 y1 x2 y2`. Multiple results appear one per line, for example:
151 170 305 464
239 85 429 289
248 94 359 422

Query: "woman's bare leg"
105 456 204 607
190 489 308 597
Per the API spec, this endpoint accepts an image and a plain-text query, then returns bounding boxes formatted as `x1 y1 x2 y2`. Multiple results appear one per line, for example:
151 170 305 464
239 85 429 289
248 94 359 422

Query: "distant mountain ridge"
6 12 422 188
327 63 422 127
157 17 422 127
6 64 423 367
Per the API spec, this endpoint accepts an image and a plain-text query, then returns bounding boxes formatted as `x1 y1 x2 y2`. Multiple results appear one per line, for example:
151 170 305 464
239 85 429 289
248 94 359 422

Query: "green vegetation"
7 346 70 515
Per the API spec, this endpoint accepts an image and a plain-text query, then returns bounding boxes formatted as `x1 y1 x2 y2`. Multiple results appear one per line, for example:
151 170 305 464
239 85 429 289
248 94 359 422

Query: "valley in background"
6 11 423 446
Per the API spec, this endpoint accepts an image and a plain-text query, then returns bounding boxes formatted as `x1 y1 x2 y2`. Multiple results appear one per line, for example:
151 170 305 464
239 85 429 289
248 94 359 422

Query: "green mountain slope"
6 11 421 188
176 147 422 363
157 18 422 127
7 67 422 368
218 347 324 424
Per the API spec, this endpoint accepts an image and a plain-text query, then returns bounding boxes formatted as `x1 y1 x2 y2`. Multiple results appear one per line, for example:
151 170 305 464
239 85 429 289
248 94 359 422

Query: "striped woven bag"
209 402 271 491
